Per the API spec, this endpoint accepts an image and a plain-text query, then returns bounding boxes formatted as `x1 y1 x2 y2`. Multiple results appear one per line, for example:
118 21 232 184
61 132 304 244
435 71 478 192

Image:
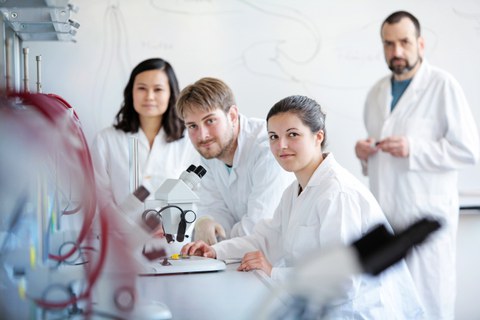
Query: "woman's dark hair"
266 95 327 148
114 58 184 142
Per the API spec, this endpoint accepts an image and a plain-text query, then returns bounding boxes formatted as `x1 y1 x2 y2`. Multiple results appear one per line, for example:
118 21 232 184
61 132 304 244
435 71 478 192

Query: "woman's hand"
180 240 217 259
237 251 272 276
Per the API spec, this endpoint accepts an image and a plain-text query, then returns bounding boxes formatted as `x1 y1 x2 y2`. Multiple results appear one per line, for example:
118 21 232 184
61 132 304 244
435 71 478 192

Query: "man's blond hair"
176 77 236 119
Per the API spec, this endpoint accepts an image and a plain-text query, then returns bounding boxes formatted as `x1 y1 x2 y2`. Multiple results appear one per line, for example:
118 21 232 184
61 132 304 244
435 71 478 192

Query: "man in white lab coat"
355 11 480 319
176 77 293 244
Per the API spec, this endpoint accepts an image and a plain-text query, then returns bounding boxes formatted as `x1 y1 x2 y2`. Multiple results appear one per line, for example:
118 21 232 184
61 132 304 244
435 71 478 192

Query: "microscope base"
139 256 226 275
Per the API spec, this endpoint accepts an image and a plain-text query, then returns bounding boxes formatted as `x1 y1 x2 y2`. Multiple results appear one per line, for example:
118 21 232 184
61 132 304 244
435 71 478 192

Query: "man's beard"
388 56 420 75
198 126 235 160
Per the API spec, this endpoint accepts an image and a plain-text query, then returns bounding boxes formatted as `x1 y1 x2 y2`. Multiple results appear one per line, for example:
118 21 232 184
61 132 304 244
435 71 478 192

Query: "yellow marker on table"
170 253 190 260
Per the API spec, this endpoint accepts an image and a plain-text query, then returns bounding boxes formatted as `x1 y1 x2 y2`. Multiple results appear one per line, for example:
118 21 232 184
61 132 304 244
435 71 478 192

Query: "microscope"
91 164 214 319
142 164 206 244
136 165 226 275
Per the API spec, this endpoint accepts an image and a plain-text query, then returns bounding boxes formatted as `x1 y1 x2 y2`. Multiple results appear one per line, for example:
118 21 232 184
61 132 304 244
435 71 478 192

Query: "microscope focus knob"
176 210 196 242
183 210 196 223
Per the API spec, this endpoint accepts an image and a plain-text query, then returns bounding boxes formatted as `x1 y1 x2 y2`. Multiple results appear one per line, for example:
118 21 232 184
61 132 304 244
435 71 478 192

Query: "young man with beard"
176 77 293 245
355 11 479 319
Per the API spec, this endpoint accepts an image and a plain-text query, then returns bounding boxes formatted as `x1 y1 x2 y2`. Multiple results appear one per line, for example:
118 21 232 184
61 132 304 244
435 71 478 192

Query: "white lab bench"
136 263 283 320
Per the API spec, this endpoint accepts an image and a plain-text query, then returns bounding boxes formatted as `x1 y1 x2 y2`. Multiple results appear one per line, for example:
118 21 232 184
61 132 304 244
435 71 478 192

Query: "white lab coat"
196 114 294 238
91 126 200 208
214 154 424 318
363 60 480 319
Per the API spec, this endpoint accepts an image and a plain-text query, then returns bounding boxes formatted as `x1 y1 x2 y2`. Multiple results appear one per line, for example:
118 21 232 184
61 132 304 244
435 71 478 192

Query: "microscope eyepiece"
186 164 196 173
194 165 207 178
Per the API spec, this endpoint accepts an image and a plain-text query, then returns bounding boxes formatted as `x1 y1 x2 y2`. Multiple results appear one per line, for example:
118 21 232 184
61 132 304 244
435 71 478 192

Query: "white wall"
23 0 480 196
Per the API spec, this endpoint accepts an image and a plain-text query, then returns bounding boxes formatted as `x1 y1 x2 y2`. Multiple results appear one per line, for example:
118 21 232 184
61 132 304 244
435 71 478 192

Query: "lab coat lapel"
377 80 392 122
228 116 247 186
390 61 427 118
391 83 418 117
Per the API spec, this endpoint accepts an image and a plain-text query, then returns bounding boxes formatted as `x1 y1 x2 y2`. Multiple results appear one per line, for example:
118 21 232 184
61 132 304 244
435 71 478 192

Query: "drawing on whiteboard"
149 0 322 82
452 8 480 35
92 0 133 130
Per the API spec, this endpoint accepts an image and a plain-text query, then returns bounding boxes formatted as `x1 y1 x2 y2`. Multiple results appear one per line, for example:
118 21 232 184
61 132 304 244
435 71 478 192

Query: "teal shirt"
391 78 412 111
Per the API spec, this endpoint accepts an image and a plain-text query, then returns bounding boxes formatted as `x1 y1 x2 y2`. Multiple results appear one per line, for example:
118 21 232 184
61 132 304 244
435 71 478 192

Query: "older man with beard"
355 11 479 320
176 77 293 245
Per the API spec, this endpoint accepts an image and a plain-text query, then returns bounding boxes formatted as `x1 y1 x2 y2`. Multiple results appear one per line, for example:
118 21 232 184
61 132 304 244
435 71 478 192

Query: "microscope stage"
139 256 226 275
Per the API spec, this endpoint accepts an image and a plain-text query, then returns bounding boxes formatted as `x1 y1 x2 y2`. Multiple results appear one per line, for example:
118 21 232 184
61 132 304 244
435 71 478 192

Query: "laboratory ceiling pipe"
5 38 11 92
22 47 29 92
36 55 42 93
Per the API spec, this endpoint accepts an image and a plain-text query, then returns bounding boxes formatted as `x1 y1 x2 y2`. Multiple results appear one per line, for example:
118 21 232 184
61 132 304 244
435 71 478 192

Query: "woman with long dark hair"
91 58 199 208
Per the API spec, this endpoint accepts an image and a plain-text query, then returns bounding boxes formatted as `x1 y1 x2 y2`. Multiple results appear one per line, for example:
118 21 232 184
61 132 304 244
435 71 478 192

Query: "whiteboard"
25 0 480 197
